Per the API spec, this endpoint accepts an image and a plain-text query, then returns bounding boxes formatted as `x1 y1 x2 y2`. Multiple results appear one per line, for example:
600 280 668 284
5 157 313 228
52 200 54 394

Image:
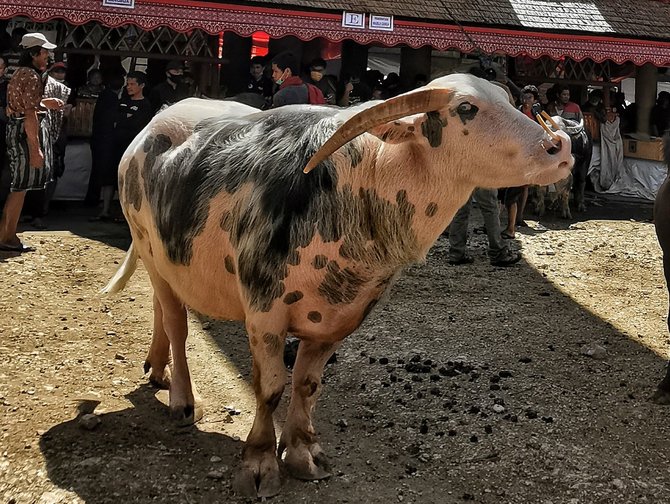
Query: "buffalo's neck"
337 139 475 262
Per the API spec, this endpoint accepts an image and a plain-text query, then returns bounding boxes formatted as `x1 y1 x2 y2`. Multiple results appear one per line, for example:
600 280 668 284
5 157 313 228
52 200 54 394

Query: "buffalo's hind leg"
148 271 203 425
144 293 172 389
279 340 340 481
233 319 287 498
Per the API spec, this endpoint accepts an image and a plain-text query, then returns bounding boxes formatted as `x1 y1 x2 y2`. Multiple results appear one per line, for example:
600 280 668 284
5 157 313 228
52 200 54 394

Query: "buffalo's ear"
369 117 420 145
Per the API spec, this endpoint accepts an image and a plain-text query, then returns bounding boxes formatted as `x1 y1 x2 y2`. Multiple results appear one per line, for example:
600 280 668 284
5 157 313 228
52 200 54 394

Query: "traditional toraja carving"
2 0 670 66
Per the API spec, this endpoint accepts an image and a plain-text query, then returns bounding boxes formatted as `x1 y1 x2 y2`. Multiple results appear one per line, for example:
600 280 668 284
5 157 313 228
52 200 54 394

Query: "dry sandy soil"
1 193 670 504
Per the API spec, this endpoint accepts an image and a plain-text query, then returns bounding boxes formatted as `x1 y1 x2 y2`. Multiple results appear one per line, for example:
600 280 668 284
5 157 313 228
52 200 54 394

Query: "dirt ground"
1 192 670 504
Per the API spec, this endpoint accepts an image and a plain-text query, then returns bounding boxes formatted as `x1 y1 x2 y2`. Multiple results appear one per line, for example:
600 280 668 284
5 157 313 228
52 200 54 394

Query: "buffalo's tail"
101 242 139 295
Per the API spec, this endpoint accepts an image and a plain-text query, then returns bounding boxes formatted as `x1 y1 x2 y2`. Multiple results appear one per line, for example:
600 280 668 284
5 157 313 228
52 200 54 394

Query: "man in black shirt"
305 58 337 105
94 71 152 221
246 56 273 105
149 60 190 114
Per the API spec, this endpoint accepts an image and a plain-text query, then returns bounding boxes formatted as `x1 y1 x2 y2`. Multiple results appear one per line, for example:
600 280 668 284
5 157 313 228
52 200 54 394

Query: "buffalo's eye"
455 102 479 124
457 102 473 114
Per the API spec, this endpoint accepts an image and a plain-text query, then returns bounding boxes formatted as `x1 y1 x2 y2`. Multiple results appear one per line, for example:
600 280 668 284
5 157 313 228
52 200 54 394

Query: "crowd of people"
0 32 668 256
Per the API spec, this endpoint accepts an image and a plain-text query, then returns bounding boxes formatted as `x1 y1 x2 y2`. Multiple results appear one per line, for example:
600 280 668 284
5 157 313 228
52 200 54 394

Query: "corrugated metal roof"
236 0 670 40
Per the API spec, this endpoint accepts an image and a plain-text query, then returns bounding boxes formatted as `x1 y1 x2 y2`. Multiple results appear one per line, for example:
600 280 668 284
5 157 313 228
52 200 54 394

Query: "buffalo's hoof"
285 451 332 481
169 402 203 426
233 452 282 498
280 441 332 481
144 360 171 389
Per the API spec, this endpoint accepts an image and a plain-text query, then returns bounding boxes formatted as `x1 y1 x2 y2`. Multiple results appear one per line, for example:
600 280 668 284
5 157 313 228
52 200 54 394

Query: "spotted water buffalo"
653 133 670 405
530 116 593 219
103 74 573 497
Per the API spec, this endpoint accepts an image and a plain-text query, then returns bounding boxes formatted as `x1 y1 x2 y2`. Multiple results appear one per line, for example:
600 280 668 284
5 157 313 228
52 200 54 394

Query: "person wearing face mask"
148 60 190 114
305 58 337 105
271 52 325 108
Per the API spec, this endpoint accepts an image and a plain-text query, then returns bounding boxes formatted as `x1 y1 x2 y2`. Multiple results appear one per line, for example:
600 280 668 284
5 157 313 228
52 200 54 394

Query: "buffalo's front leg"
233 320 287 498
279 340 340 480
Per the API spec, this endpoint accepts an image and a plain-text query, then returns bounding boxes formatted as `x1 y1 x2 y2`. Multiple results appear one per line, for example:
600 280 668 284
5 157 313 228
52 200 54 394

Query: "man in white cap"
0 33 63 252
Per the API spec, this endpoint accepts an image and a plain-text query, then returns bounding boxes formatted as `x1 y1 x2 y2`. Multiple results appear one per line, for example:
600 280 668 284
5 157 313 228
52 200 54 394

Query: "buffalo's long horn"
303 88 454 173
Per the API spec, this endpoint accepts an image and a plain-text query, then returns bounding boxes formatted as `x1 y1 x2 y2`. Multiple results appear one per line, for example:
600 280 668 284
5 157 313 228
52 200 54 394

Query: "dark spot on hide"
124 158 143 212
462 129 469 136
408 126 415 132
142 142 199 265
284 291 304 305
224 255 236 274
129 217 146 241
312 255 328 269
307 311 322 323
144 134 172 154
132 225 145 242
421 111 446 148
220 211 233 232
118 173 125 199
304 377 318 397
250 335 258 347
335 185 418 264
142 134 173 180
263 333 282 356
346 141 363 168
287 249 300 266
425 202 438 217
318 260 367 304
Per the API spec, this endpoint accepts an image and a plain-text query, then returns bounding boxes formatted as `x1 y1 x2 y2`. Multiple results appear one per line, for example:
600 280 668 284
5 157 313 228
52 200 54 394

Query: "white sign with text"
369 14 394 31
103 0 135 9
342 11 365 29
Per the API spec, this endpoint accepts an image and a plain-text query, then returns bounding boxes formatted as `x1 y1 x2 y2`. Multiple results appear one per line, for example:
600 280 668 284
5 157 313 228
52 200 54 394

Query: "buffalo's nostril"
542 137 562 155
